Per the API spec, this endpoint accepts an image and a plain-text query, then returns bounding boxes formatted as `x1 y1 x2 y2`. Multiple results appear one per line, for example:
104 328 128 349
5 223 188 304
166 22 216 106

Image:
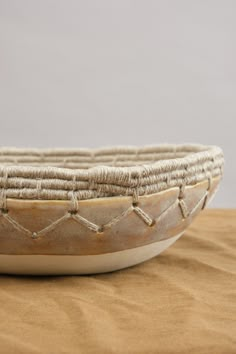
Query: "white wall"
0 0 235 207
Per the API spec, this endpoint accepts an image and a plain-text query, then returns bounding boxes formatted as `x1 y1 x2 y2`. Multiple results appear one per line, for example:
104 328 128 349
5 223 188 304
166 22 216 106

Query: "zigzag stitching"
0 189 209 239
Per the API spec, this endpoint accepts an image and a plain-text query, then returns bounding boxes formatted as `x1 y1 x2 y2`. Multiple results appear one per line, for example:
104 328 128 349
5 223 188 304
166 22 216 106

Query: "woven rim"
0 144 224 201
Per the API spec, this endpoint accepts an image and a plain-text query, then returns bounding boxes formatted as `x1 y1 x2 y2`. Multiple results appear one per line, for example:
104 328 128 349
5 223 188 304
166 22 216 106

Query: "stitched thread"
202 176 212 210
0 182 213 240
0 144 224 240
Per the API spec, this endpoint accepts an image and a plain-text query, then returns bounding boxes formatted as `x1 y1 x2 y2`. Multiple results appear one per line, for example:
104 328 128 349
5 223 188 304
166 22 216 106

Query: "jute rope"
0 144 224 201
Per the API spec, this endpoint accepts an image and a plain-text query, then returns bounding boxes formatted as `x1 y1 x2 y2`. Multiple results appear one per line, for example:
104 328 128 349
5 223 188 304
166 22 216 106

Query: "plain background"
0 0 235 207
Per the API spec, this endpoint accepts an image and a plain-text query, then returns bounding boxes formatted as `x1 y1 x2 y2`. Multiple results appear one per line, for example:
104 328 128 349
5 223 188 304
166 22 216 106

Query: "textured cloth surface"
0 209 235 354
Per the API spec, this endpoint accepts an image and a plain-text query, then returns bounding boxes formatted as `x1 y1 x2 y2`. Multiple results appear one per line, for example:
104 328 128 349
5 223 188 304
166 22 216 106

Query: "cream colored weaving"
0 144 224 202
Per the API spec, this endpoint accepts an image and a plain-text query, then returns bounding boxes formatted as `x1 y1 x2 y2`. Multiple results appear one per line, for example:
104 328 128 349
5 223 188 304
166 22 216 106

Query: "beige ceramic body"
0 176 221 274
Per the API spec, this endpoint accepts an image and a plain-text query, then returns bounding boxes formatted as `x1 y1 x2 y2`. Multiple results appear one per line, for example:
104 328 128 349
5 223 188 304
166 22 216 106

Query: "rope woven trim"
0 181 211 240
0 144 224 201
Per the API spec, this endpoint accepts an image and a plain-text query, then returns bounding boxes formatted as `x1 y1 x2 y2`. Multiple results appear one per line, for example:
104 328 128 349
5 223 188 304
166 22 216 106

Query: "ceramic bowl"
0 144 224 275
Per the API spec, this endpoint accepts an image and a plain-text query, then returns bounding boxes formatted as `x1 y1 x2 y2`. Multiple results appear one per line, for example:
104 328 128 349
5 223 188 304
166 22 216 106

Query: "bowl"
0 144 224 275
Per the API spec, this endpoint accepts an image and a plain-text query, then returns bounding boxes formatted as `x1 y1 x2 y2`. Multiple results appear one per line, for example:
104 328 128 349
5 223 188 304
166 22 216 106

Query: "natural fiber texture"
0 144 224 201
